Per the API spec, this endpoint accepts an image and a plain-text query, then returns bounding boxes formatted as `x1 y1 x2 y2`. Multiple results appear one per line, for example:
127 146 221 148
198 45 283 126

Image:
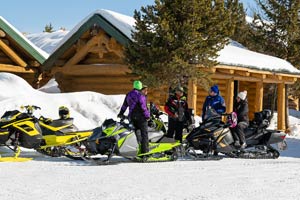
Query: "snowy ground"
1 140 300 200
1 72 300 200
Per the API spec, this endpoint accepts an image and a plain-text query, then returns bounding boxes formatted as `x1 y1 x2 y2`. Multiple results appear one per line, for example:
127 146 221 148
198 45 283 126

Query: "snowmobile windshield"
203 108 222 124
102 119 116 129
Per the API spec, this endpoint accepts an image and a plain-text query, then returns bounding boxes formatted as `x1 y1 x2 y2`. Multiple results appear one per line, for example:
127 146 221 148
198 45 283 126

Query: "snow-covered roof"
27 30 68 54
30 9 300 74
50 9 135 54
217 41 300 74
0 16 49 60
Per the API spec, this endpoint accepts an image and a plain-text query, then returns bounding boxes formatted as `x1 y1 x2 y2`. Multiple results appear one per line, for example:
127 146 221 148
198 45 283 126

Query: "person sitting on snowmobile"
117 80 150 154
202 85 226 121
232 91 249 149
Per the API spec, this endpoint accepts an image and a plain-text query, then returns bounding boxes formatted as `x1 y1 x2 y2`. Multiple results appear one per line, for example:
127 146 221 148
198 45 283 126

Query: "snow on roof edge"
0 16 49 59
218 62 300 75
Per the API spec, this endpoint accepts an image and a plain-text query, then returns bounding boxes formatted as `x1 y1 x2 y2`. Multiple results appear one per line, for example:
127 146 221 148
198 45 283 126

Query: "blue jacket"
202 95 226 120
120 89 150 120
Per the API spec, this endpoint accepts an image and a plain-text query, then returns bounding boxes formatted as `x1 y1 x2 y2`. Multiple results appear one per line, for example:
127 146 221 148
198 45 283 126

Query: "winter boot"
241 143 247 149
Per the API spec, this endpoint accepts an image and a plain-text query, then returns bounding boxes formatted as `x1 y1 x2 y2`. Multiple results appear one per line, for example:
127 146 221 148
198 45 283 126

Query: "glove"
148 120 155 128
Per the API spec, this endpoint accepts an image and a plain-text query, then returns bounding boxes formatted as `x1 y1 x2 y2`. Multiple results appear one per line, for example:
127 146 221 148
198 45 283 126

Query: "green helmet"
133 80 143 90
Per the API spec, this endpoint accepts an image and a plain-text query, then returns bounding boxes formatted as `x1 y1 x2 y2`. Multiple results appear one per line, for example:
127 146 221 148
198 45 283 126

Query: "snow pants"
166 117 184 143
131 117 149 154
233 122 248 144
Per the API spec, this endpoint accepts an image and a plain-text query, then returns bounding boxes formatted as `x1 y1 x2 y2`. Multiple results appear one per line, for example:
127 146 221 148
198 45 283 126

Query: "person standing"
141 85 148 96
232 90 249 149
118 80 150 154
164 86 190 143
202 85 226 121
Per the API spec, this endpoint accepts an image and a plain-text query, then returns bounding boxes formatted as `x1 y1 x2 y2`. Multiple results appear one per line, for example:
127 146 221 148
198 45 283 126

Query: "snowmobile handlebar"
21 105 41 115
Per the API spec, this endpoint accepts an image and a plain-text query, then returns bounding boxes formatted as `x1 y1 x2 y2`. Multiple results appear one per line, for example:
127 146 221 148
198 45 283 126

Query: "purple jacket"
120 89 150 120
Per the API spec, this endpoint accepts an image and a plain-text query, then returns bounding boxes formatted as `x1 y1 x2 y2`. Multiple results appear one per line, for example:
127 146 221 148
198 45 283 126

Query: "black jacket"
164 95 190 122
233 99 249 124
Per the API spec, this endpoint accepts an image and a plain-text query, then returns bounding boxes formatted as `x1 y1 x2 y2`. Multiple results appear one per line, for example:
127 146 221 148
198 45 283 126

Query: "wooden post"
225 78 234 113
255 81 263 112
277 83 286 130
188 80 197 112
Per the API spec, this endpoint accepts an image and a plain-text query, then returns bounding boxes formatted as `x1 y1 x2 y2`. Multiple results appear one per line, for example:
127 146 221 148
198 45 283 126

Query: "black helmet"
59 106 70 119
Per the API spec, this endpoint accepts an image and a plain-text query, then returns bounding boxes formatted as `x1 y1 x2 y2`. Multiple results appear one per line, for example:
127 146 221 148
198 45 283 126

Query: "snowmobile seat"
244 127 256 138
48 118 74 128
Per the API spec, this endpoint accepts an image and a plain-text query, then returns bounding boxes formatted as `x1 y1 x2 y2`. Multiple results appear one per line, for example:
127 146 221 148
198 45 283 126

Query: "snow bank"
0 72 125 130
38 78 61 93
0 72 37 99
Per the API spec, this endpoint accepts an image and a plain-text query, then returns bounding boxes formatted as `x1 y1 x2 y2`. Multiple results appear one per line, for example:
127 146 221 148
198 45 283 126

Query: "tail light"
280 133 286 140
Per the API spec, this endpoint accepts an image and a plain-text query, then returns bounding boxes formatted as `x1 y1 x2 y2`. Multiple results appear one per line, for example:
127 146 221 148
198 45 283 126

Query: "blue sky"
0 0 257 33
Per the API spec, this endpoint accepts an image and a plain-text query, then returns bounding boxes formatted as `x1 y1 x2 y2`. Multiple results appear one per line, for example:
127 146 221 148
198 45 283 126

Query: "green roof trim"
0 17 47 64
43 14 131 71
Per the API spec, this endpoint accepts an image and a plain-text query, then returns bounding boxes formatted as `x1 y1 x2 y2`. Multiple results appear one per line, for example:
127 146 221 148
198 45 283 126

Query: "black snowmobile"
185 109 286 159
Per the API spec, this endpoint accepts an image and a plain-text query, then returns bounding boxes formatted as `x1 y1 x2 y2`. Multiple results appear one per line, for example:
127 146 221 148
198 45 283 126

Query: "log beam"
59 64 131 76
277 83 286 130
235 70 250 77
63 32 106 69
0 64 35 73
0 29 5 37
216 69 234 74
251 73 266 79
0 39 27 67
212 73 293 84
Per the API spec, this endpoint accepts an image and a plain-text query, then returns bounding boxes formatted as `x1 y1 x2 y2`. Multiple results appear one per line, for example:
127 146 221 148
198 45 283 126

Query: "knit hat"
238 90 247 100
141 85 148 90
133 80 143 90
175 86 184 92
210 85 219 94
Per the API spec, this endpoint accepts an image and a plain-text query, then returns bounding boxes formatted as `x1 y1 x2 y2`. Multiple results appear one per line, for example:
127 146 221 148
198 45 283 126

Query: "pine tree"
251 0 300 67
125 0 238 88
227 0 252 47
251 0 300 98
43 23 54 33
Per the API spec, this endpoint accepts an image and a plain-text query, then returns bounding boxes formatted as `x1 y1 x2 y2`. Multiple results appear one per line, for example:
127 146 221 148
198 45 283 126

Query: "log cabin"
41 10 300 130
0 16 48 87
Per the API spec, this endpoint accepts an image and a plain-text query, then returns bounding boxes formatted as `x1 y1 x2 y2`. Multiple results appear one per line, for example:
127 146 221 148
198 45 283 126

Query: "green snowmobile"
76 118 181 164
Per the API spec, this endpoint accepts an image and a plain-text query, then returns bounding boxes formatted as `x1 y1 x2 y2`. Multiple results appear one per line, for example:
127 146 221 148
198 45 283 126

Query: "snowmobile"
184 109 286 159
76 117 181 164
36 106 92 157
0 105 92 161
0 107 43 162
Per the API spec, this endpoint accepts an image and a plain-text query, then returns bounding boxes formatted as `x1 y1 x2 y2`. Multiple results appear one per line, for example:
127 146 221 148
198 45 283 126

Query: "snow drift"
0 72 124 130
